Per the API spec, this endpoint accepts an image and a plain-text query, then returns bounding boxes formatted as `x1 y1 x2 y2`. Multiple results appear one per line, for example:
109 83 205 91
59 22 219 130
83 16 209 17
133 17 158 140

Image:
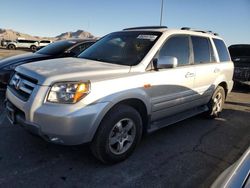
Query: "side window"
213 39 231 62
191 36 213 63
71 42 94 56
159 36 190 66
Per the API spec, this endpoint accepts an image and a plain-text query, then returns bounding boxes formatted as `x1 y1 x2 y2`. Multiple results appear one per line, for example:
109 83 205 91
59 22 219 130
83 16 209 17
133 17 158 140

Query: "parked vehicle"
1 39 12 47
0 39 96 90
6 26 234 163
38 40 52 48
229 44 250 86
211 147 250 188
7 39 39 51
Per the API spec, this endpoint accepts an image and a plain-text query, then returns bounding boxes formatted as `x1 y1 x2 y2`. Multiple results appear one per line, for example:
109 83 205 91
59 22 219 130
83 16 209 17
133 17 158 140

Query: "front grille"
8 73 38 101
234 67 250 82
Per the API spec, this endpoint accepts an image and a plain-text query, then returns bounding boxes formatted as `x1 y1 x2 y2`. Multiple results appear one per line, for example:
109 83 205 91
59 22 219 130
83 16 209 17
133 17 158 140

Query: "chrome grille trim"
9 73 37 101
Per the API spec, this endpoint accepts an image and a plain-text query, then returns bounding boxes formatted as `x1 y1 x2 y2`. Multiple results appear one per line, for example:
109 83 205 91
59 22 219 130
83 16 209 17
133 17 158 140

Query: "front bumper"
6 88 111 145
233 67 250 85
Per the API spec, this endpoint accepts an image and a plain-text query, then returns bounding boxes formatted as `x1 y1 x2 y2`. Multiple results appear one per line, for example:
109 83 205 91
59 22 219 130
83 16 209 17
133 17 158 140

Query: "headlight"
47 81 91 104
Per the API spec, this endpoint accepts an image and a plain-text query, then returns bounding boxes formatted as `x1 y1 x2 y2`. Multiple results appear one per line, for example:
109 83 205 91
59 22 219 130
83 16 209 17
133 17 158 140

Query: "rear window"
36 40 78 55
18 40 37 43
70 42 95 56
213 39 231 62
40 40 51 43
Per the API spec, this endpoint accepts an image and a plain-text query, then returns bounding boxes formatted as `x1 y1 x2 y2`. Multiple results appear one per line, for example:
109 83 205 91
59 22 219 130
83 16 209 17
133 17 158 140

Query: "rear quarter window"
213 39 231 62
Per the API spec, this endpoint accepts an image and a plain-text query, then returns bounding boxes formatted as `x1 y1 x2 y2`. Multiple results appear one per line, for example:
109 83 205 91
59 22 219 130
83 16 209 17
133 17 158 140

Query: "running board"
147 105 208 133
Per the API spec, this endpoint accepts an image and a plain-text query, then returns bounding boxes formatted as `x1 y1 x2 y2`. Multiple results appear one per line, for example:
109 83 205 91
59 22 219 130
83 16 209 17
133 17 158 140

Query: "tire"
205 86 225 118
7 44 15 50
90 104 143 164
30 45 37 52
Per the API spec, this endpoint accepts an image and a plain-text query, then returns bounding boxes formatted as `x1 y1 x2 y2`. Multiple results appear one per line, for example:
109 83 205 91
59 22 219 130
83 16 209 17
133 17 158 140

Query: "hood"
16 57 131 85
0 53 49 69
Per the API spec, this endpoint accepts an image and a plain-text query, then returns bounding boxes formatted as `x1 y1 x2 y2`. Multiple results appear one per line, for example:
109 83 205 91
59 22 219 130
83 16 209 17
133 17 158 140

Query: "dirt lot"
0 49 249 187
0 47 30 59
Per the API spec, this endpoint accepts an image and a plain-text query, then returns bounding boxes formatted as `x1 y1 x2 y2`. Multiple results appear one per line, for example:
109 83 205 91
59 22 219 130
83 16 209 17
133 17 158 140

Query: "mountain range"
0 28 95 41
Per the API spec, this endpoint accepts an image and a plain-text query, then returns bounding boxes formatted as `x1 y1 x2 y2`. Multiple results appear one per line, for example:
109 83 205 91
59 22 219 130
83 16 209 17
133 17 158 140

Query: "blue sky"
0 0 249 45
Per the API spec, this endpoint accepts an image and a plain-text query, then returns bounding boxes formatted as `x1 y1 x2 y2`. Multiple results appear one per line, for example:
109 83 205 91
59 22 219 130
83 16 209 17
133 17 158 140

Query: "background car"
7 39 39 51
1 39 12 47
38 40 52 49
229 44 250 86
0 39 96 90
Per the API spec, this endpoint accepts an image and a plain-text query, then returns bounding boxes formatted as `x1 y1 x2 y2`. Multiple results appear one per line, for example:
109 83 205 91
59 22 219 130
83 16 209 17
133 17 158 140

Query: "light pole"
160 0 164 26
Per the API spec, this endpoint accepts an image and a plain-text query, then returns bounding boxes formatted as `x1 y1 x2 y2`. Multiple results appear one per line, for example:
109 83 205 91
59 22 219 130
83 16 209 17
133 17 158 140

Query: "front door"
145 35 197 121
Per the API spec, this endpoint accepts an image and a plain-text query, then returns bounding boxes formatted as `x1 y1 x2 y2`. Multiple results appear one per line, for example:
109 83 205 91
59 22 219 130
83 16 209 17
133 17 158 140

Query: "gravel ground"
0 47 29 59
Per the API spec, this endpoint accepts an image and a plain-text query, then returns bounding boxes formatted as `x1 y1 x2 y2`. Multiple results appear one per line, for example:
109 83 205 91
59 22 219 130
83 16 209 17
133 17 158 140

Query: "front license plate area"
6 102 16 124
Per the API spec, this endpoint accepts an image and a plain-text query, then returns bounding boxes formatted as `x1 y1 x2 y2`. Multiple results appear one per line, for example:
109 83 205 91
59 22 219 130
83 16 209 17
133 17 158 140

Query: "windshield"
229 45 250 57
78 31 162 66
36 40 78 55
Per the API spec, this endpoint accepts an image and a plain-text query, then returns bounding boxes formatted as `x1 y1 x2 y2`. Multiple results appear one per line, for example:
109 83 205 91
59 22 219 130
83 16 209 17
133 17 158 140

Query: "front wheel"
30 45 37 52
90 105 143 164
205 86 225 118
8 44 15 50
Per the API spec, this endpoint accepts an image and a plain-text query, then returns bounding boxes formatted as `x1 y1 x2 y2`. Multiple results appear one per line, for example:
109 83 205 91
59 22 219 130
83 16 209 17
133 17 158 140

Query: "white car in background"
7 39 39 51
38 40 52 49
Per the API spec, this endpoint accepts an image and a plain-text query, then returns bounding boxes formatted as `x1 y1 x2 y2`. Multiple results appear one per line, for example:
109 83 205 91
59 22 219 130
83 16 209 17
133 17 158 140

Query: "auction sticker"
137 35 157 41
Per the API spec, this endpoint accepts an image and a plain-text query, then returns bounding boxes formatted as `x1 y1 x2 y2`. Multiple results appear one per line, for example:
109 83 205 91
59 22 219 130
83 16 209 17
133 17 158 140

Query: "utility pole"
160 0 164 26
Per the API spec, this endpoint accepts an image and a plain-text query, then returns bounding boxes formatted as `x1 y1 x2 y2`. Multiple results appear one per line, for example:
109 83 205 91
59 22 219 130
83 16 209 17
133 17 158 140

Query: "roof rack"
123 26 168 31
181 27 219 36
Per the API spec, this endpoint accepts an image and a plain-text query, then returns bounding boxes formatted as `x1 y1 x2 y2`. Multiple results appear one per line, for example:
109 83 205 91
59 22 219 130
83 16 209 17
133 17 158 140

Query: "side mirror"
155 56 178 69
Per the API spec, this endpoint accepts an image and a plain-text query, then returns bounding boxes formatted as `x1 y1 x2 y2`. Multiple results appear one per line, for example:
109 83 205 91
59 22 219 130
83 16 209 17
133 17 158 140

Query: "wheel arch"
7 43 16 49
218 81 228 97
112 98 149 133
89 97 150 142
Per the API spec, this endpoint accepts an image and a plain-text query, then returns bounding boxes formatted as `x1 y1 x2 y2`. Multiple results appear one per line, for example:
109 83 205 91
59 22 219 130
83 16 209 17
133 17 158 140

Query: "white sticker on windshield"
137 35 157 41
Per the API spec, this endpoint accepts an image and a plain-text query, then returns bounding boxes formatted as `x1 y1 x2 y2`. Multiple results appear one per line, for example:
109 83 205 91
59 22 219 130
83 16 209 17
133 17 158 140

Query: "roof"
121 26 222 39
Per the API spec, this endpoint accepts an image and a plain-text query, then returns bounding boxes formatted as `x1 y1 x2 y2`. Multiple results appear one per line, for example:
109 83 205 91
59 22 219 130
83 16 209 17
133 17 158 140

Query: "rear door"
191 36 220 105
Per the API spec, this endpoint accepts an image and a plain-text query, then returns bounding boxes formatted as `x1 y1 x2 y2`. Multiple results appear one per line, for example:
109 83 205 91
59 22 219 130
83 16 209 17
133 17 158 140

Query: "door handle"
214 68 220 73
185 72 195 78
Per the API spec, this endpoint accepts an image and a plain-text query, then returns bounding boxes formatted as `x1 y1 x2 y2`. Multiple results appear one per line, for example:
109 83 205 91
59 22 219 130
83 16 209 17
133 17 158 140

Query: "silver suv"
6 26 234 163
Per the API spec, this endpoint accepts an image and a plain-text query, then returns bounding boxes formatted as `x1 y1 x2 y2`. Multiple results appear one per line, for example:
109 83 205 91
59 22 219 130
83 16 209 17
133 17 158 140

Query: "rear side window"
40 40 50 43
159 35 190 65
71 42 95 56
213 39 231 62
191 36 213 63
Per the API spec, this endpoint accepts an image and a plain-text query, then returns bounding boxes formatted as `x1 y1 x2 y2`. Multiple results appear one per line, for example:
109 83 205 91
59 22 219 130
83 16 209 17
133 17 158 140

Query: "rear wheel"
8 44 15 50
90 105 143 164
205 86 225 118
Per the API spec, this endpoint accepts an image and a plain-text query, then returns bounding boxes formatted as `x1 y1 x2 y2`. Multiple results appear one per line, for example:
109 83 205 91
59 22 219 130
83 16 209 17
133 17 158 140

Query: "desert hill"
0 28 95 41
